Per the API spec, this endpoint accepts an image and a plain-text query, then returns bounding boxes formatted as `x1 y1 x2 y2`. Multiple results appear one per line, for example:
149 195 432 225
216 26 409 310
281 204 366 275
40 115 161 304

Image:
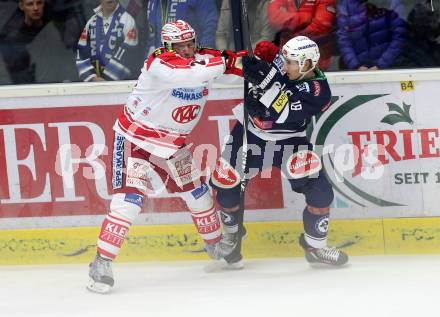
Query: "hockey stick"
223 0 253 264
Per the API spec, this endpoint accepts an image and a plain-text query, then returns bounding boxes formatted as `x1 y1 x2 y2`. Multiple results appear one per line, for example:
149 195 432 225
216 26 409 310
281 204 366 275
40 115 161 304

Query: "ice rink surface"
1 255 438 317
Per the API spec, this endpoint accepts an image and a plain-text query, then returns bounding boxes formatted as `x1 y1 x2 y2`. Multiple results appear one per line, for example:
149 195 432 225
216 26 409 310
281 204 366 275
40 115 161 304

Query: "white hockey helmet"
282 36 320 73
161 20 196 50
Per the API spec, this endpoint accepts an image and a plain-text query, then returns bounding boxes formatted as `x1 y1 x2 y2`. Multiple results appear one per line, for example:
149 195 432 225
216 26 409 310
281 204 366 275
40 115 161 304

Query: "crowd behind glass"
0 0 439 85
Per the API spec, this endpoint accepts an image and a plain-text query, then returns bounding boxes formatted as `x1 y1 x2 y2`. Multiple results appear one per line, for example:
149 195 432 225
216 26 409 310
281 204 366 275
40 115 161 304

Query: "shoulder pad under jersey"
197 47 222 56
152 47 175 58
146 48 179 70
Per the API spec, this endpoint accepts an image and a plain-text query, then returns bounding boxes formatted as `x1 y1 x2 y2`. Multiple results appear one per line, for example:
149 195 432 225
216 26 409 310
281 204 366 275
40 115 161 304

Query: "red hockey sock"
97 213 132 260
190 206 222 245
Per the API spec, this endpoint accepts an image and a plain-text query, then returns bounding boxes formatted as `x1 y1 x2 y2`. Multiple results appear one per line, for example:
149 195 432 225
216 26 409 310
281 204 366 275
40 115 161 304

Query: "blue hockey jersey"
238 57 332 142
76 4 138 81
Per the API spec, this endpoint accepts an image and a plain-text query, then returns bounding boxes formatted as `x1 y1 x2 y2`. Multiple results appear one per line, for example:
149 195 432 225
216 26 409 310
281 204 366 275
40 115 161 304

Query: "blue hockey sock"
302 207 329 248
220 210 239 234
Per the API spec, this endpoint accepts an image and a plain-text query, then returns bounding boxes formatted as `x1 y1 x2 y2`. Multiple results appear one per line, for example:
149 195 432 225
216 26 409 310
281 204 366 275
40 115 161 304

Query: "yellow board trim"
1 218 440 265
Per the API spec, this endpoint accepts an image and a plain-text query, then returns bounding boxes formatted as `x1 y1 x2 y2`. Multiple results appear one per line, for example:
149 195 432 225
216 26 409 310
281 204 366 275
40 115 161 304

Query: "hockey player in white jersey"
87 20 246 293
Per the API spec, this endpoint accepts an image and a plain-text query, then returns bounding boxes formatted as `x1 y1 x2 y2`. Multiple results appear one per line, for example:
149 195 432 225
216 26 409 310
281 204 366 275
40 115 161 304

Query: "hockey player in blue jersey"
210 36 349 268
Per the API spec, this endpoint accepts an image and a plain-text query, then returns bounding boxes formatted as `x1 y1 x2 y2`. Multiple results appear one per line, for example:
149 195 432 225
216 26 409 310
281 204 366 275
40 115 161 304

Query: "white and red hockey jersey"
114 48 226 158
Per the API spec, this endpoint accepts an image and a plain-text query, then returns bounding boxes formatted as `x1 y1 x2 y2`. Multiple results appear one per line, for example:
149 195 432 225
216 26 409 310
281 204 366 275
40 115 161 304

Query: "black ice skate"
222 226 247 269
87 253 114 294
299 233 349 267
205 235 238 260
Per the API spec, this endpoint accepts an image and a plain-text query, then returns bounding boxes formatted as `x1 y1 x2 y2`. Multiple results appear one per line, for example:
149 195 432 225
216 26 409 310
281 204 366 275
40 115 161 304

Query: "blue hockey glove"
242 56 279 90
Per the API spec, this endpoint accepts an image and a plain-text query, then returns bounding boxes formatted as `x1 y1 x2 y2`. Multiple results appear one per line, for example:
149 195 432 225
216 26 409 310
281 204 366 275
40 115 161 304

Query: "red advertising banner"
0 99 283 219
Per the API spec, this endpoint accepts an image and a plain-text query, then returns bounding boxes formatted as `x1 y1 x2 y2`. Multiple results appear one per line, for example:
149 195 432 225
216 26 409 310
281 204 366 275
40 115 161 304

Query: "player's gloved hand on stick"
244 90 268 118
242 56 279 89
222 49 247 76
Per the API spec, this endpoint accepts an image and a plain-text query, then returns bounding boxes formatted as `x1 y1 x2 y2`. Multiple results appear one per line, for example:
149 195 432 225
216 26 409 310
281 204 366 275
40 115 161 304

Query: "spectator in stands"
76 0 138 81
119 0 149 77
48 0 88 50
394 0 440 68
216 0 276 51
267 0 336 70
336 0 406 71
0 0 50 83
146 0 219 54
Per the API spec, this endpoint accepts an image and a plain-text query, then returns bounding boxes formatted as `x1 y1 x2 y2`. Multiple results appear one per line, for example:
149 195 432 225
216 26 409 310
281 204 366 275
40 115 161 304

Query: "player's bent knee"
215 186 241 209
307 205 330 215
180 183 213 212
109 192 144 223
209 156 242 209
306 185 334 209
303 173 334 209
223 205 240 212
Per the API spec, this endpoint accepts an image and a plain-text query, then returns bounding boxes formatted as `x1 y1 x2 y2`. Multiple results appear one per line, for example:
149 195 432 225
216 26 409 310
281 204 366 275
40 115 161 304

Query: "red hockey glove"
254 41 279 62
222 49 248 76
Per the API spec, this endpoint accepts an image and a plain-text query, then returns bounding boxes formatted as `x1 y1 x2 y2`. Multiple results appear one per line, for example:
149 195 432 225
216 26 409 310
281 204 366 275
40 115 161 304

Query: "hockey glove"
244 89 268 119
242 56 280 90
254 41 279 63
222 49 248 76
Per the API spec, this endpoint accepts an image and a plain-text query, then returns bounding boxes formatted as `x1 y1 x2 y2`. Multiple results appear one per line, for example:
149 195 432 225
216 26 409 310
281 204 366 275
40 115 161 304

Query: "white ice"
1 255 438 317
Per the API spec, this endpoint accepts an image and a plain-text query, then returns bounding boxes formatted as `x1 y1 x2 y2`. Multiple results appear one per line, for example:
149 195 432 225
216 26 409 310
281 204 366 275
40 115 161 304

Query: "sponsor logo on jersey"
313 81 321 96
171 88 205 101
124 193 144 207
172 105 201 123
258 67 277 89
112 133 125 189
286 150 322 179
296 82 310 93
191 183 209 199
272 91 289 113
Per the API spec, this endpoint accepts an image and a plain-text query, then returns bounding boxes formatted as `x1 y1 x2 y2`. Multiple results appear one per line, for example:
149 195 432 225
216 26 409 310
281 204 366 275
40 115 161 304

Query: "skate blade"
86 278 112 294
307 262 350 269
204 259 244 273
224 260 244 270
